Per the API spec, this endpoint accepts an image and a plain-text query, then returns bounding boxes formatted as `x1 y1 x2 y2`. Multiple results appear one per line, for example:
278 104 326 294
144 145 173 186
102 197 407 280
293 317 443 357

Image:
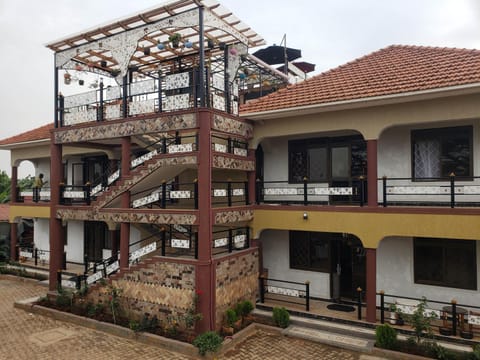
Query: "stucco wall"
33 219 49 252
65 220 84 263
377 236 480 306
261 229 330 299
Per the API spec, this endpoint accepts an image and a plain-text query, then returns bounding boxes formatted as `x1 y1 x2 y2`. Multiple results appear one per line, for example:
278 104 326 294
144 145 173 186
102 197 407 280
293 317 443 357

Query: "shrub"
236 300 254 318
403 297 437 344
272 307 290 328
375 323 397 349
56 290 73 309
193 331 223 356
225 308 238 327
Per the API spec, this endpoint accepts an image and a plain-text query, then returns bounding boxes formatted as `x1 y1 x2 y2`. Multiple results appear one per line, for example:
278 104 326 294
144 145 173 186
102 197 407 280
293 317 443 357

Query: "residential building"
1 0 480 333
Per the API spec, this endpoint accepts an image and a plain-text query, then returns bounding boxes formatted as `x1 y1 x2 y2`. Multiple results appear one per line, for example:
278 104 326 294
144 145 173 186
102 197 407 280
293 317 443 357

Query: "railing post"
357 287 362 320
255 178 261 205
227 137 232 154
98 80 104 122
85 182 91 205
305 281 310 311
227 179 232 207
194 232 198 259
75 274 81 290
34 247 38 266
359 175 365 207
194 179 198 209
157 70 163 113
57 270 62 292
161 180 167 209
84 254 88 274
303 177 308 206
244 181 249 205
450 172 455 208
259 276 265 303
58 94 64 127
379 290 385 324
60 183 65 205
451 299 457 336
162 137 167 154
33 187 39 203
245 227 250 248
161 228 166 256
63 251 67 270
228 228 233 253
382 176 387 207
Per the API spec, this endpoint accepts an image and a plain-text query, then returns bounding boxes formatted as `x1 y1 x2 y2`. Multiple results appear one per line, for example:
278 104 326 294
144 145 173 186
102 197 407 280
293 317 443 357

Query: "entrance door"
84 221 108 262
331 235 366 301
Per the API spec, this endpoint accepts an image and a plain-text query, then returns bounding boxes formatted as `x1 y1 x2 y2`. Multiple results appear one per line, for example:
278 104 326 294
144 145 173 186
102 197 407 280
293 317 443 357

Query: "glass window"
412 126 472 180
414 238 476 290
290 231 330 272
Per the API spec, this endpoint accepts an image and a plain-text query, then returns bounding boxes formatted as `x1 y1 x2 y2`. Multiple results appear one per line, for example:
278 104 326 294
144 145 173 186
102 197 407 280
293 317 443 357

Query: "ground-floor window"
413 237 477 290
289 231 330 272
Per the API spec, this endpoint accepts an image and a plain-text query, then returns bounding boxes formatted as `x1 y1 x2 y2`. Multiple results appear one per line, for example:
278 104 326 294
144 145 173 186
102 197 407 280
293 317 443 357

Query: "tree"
0 171 10 203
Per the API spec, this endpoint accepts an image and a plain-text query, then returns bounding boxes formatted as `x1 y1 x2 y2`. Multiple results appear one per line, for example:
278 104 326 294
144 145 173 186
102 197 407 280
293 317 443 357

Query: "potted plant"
222 308 237 335
168 33 182 48
64 73 71 85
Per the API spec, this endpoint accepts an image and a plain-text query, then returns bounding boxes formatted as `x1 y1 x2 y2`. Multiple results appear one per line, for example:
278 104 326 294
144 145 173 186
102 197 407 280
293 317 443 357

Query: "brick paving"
1 276 371 359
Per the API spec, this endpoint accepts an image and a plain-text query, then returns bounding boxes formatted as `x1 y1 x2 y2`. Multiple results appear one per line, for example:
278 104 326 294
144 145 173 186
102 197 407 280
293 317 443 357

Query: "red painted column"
10 223 18 261
10 166 18 203
247 149 256 205
367 140 378 207
196 109 214 332
119 136 131 270
49 139 64 291
365 248 377 323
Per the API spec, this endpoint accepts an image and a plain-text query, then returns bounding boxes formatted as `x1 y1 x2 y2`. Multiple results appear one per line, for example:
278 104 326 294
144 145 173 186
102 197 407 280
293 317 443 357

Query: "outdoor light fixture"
303 212 308 220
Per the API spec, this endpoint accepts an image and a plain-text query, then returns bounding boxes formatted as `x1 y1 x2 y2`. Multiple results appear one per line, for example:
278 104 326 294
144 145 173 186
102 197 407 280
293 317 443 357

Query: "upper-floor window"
411 126 472 180
414 237 476 290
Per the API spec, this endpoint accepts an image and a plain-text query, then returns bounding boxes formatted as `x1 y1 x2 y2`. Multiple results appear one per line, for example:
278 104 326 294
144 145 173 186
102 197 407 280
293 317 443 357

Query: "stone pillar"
365 248 377 323
10 223 18 261
367 140 378 207
196 109 214 332
49 140 64 291
10 166 18 203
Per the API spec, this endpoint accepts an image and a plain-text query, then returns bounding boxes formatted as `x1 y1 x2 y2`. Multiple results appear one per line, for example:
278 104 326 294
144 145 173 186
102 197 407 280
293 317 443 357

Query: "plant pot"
439 327 452 336
222 326 234 336
78 79 84 86
207 39 215 49
233 319 243 331
171 40 179 48
460 330 473 339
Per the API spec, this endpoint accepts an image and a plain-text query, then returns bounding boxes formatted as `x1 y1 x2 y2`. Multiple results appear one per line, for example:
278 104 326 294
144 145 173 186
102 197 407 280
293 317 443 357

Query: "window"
290 231 330 272
412 126 472 180
414 238 476 290
288 136 366 183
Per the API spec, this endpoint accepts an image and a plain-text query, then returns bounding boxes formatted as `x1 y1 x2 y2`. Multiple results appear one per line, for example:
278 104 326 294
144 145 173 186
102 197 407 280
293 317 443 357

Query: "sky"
0 0 479 178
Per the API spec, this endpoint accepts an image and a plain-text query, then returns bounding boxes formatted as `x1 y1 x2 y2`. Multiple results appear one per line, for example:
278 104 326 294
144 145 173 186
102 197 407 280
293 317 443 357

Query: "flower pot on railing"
64 73 71 85
168 33 182 48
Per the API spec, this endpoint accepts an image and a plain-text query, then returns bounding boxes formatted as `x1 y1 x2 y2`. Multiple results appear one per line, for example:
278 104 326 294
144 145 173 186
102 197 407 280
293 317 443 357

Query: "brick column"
365 248 377 323
10 223 18 261
367 140 378 207
196 109 214 332
49 140 64 291
10 166 18 203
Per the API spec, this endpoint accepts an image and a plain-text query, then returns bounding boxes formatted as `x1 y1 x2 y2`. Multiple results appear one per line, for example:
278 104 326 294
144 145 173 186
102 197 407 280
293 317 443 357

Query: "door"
84 221 108 262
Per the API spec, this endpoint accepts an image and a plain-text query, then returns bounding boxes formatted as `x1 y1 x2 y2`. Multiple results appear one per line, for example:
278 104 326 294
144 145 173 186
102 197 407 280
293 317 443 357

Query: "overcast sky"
0 0 479 177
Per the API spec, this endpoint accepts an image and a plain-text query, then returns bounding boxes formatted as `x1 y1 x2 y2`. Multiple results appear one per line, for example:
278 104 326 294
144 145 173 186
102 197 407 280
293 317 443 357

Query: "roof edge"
241 82 480 120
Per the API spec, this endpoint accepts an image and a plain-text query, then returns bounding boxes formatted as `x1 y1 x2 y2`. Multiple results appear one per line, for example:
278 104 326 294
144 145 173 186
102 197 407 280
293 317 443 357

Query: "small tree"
375 323 397 349
403 297 437 344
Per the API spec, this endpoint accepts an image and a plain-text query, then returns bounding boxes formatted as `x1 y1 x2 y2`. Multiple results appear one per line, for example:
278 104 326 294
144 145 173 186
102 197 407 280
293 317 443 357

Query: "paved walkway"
0 276 380 359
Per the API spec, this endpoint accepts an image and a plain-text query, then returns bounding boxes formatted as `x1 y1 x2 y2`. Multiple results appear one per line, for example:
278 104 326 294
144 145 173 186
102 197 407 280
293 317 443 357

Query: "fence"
259 277 310 311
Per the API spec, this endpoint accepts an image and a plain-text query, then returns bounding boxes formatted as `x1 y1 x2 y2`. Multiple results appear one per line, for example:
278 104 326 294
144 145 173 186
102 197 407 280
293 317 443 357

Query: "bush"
225 308 238 327
272 307 290 328
375 323 397 349
193 331 223 356
236 300 254 318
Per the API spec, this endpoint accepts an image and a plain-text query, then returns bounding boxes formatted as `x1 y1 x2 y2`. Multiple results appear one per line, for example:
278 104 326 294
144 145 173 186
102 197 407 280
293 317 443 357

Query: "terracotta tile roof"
0 123 53 147
240 45 480 114
0 204 9 222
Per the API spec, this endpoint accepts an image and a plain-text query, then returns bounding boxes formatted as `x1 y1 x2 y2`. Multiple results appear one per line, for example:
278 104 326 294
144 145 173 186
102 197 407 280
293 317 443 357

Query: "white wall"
377 236 480 307
33 218 49 251
261 229 331 299
65 221 84 263
35 159 51 185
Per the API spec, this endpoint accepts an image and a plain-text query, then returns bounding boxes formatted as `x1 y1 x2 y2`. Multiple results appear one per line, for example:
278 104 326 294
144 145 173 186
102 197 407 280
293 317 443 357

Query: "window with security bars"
412 126 472 180
290 231 330 272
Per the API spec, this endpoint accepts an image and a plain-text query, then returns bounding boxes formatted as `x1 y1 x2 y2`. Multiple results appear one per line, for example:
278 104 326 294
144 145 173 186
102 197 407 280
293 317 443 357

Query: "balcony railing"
58 68 240 127
212 227 250 255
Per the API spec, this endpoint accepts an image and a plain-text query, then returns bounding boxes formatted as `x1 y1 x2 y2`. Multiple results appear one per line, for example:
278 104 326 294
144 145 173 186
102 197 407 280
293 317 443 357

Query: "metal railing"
380 175 480 208
259 277 310 311
212 227 249 255
212 181 249 207
377 291 480 337
211 134 248 157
